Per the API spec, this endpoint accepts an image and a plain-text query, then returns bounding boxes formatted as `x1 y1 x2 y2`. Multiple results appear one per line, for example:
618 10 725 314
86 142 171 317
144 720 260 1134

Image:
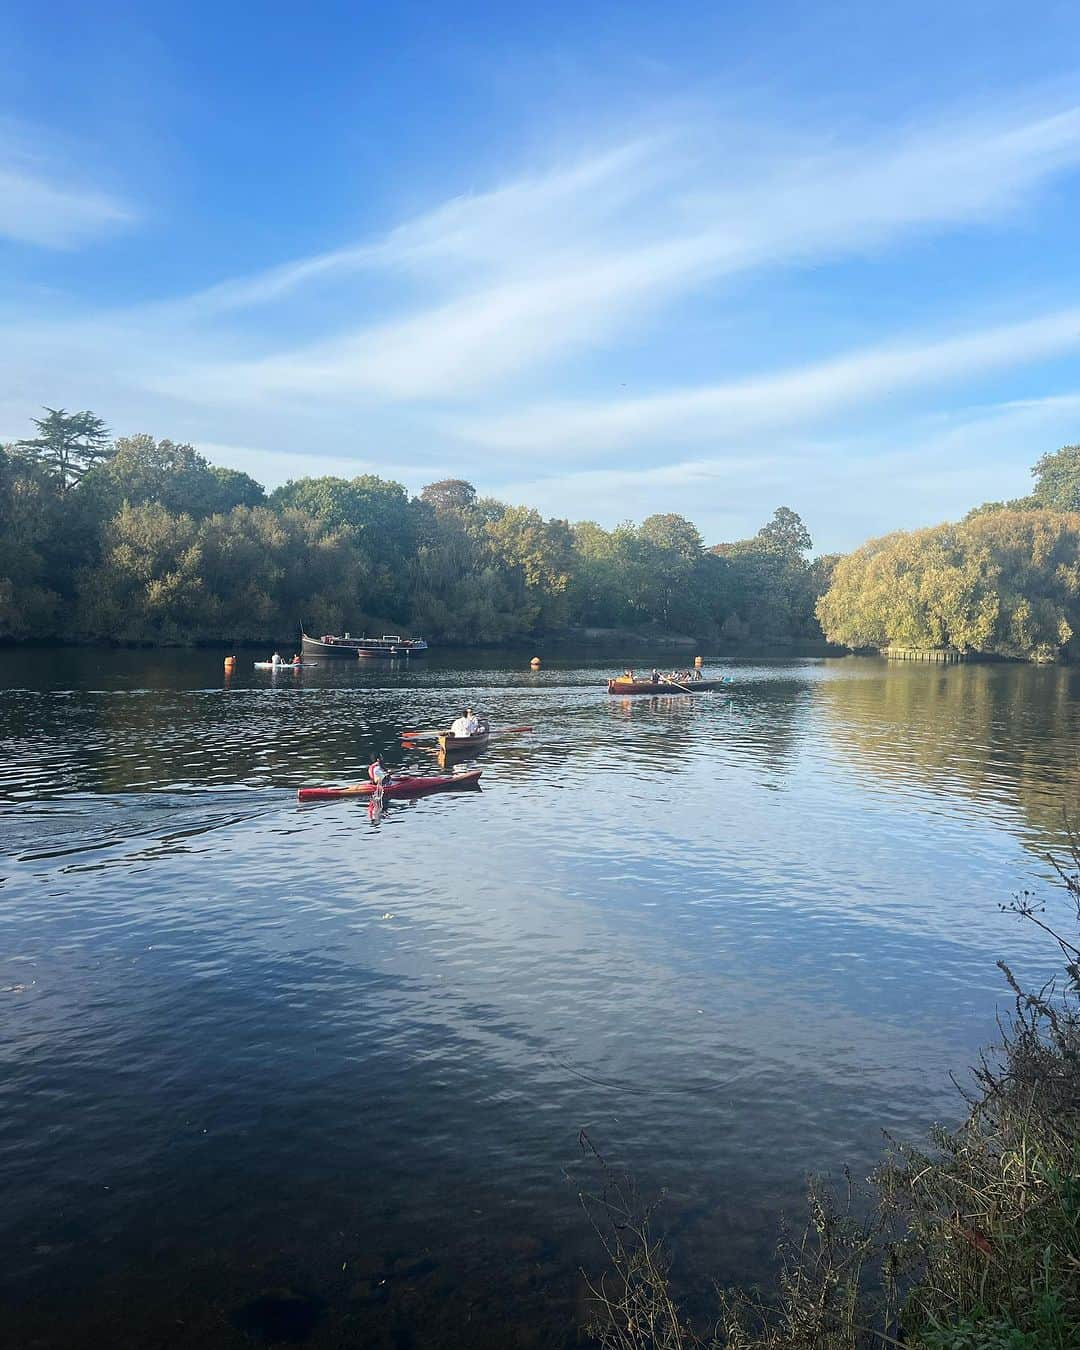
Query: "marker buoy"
224 656 236 671
530 656 541 669
694 655 703 668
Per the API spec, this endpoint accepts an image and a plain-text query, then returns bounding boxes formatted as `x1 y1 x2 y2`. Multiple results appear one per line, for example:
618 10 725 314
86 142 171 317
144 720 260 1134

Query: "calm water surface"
2 649 1078 1348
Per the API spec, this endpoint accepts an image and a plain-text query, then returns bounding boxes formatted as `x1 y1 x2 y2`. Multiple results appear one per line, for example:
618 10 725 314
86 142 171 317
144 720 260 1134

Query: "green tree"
420 479 477 514
566 521 635 628
485 506 574 630
15 408 111 492
81 435 266 519
755 505 812 559
816 510 1080 661
269 474 419 620
1030 444 1080 511
710 508 815 638
0 448 63 637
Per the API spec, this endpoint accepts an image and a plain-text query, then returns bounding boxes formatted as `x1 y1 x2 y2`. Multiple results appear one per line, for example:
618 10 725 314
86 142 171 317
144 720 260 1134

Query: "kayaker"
368 755 391 786
271 651 283 666
651 668 659 683
291 653 302 666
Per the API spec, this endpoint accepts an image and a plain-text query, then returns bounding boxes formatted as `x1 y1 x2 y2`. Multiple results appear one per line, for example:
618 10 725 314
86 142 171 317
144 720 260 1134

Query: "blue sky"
2 0 1080 551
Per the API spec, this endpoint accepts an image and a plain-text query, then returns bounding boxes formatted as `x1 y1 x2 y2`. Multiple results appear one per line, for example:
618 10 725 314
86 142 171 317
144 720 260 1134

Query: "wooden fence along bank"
881 647 969 663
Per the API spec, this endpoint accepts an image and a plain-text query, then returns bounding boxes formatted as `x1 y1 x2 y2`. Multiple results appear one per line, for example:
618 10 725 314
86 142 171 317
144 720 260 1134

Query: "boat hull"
607 678 731 694
301 632 427 659
298 769 482 801
254 662 301 670
437 729 490 754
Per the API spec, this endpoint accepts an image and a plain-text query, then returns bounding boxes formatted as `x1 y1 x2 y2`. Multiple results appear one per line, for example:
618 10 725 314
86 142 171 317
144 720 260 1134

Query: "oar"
400 726 445 741
659 675 694 694
402 723 533 743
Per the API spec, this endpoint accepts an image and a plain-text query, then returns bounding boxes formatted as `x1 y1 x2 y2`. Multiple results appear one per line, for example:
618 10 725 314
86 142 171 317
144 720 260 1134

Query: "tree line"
0 409 830 646
815 445 1080 662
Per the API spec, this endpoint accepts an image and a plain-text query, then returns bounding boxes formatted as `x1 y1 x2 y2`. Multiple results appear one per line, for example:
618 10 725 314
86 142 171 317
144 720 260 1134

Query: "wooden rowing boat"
436 725 491 754
298 769 482 801
606 677 732 694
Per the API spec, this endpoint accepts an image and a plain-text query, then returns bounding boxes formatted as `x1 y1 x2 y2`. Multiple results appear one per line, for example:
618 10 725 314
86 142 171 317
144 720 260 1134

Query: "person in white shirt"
271 652 283 665
450 708 486 737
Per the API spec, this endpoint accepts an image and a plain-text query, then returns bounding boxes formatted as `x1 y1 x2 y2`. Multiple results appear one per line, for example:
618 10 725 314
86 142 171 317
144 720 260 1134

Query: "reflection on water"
0 649 1076 1348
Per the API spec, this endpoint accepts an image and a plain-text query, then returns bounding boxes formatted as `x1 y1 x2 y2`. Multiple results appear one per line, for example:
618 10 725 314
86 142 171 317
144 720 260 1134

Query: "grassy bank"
582 848 1080 1350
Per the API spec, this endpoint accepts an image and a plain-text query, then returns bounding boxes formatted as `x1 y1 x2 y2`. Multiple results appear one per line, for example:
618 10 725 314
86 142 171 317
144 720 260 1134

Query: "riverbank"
585 854 1080 1350
0 628 842 658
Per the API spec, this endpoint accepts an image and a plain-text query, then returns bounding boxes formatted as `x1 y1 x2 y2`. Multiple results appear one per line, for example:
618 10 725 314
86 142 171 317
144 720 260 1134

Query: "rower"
291 653 302 666
651 668 659 683
271 651 283 666
449 708 472 738
464 707 483 735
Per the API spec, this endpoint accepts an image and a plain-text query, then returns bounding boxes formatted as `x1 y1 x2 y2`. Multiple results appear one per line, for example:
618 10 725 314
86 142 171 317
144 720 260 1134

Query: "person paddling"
369 755 391 787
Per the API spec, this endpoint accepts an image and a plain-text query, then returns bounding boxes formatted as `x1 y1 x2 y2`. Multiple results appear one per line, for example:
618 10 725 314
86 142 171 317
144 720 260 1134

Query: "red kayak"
297 769 482 801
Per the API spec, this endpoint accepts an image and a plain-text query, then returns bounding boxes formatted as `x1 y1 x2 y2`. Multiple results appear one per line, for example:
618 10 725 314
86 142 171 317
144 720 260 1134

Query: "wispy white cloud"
490 389 1080 550
182 137 671 315
451 309 1080 453
0 124 135 249
4 90 1080 555
149 99 1080 406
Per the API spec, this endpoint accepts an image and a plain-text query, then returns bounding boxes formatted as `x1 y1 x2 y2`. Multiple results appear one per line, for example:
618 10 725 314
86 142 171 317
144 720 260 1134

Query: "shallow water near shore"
1 648 1077 1348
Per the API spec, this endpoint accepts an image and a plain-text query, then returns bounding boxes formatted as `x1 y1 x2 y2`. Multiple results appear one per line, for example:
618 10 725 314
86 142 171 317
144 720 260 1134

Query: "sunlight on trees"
4 411 1077 659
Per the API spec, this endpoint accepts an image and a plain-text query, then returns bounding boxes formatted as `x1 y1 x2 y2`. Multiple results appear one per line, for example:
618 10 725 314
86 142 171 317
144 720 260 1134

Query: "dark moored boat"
607 677 732 694
301 630 428 659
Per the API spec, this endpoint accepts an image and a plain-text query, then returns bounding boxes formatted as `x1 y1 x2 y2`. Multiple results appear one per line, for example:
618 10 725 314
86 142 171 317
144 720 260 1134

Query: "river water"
1 649 1077 1348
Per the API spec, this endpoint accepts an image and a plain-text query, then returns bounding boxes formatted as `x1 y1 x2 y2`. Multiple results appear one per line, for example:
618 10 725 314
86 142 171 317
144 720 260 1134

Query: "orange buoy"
694 655 703 668
530 656 541 669
224 656 236 670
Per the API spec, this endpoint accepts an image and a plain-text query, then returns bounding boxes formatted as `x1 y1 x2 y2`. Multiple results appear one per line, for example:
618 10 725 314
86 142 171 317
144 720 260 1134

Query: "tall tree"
82 435 265 518
1030 444 1080 512
420 479 477 514
756 506 812 559
15 408 111 492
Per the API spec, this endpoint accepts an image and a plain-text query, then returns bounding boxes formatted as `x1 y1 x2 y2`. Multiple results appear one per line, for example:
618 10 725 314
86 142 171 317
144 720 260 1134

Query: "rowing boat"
606 677 732 694
437 726 490 754
297 769 482 801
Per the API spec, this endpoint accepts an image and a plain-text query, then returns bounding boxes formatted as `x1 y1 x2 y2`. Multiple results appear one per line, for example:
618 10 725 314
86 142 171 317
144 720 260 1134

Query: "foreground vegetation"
0 410 830 646
582 849 1080 1350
